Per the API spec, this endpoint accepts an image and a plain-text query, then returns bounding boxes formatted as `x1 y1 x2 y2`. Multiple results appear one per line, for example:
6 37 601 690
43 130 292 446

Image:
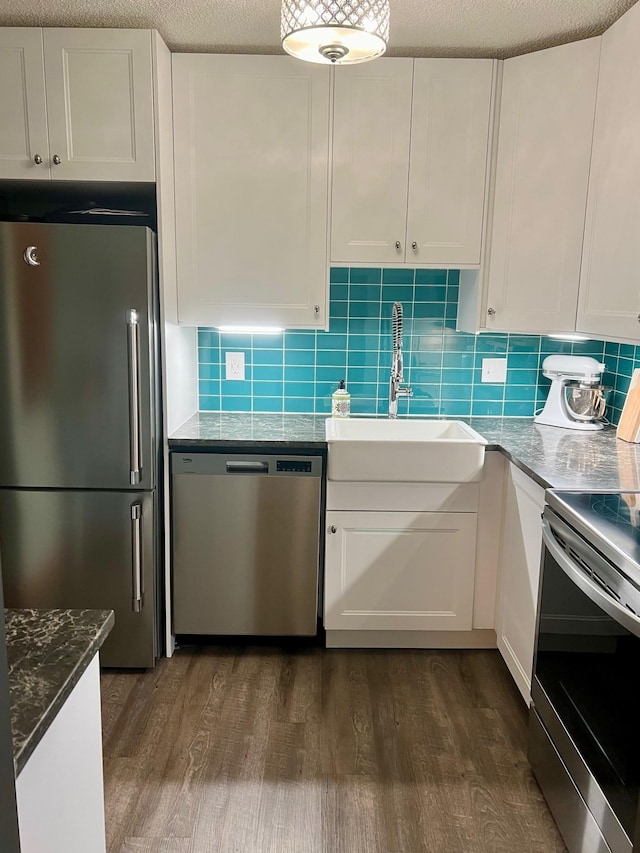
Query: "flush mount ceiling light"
281 0 390 65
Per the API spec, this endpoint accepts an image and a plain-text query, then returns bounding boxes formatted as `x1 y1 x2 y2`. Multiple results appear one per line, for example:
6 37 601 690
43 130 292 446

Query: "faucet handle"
397 384 413 398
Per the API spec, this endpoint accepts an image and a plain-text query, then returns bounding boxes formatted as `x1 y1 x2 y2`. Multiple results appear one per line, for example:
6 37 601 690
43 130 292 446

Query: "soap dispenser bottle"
332 379 350 418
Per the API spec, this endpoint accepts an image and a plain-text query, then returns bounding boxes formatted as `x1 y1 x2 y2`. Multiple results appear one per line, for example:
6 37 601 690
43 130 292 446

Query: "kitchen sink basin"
325 417 487 482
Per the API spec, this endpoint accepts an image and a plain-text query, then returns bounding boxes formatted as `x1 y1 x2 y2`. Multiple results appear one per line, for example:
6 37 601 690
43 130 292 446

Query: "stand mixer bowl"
565 383 610 421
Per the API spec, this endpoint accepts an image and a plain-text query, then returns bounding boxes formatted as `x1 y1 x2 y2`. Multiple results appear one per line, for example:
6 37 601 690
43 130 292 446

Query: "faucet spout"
388 302 412 418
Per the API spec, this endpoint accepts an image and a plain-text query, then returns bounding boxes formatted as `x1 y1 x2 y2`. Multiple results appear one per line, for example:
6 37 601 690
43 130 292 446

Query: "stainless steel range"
531 491 640 853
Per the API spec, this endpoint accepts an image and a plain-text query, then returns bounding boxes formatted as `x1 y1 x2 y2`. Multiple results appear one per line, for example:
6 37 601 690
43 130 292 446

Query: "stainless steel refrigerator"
0 222 161 668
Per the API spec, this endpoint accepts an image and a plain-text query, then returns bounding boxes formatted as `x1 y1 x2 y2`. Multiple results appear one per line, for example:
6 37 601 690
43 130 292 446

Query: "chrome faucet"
389 302 412 418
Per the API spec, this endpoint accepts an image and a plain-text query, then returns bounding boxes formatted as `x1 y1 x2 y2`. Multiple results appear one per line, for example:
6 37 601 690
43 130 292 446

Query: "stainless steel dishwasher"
172 452 322 636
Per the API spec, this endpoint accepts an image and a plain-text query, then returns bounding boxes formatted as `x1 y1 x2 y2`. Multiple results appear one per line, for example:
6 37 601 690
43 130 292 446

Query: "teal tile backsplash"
198 267 620 420
603 341 640 424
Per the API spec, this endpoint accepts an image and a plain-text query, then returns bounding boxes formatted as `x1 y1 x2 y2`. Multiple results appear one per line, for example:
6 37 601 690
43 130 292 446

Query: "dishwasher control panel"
172 453 322 478
277 459 312 473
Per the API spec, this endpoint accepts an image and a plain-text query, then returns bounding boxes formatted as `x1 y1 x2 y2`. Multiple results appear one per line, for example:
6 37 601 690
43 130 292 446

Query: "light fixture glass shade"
281 0 390 65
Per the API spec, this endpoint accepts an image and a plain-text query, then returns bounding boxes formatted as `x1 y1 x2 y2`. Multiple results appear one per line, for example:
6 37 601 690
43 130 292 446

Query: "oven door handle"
542 518 640 639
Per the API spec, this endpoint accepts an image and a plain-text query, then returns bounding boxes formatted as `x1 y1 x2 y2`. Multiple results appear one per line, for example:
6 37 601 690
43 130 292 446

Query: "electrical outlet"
481 358 507 383
225 351 245 381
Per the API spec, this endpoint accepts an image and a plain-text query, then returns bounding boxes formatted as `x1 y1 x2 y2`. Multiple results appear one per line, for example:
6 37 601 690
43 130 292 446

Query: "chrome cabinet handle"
127 309 143 485
130 503 143 613
33 154 42 165
314 304 320 317
395 241 401 251
52 154 61 165
23 246 40 266
487 307 496 316
411 241 418 251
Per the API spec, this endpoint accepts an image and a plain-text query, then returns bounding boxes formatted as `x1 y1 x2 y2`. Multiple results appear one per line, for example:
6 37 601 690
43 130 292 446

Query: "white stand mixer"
534 355 607 431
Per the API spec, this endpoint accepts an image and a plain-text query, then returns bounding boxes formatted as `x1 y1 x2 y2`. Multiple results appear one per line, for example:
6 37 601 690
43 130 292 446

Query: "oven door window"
536 546 640 838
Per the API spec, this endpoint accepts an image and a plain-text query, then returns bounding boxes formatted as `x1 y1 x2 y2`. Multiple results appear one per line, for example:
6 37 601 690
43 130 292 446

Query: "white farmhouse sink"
325 418 487 483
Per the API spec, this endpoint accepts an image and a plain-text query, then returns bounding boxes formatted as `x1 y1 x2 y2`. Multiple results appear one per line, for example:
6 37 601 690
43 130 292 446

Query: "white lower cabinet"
496 463 545 705
324 509 477 632
15 654 106 853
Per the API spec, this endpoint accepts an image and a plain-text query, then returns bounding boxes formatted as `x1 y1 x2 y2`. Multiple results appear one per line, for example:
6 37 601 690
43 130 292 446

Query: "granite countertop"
170 412 640 492
169 412 328 447
465 417 640 491
5 608 114 775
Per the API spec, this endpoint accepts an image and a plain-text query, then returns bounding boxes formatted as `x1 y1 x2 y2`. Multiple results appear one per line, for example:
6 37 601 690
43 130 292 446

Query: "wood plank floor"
101 646 567 853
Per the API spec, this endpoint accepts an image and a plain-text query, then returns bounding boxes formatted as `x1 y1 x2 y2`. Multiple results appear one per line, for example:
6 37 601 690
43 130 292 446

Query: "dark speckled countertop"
5 608 114 775
170 412 640 491
170 412 327 447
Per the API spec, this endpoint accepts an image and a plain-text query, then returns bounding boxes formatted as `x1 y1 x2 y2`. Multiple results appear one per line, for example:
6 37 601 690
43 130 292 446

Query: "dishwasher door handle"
225 461 269 474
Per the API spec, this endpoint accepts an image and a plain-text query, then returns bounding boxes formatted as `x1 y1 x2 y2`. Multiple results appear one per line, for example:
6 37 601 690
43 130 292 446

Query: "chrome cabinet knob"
395 241 401 251
411 241 418 251
33 154 42 165
637 313 640 324
487 307 496 316
329 525 337 534
314 304 320 317
52 154 61 165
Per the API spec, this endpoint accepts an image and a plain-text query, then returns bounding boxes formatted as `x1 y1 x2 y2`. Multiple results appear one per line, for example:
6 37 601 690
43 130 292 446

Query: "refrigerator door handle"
131 502 144 613
127 309 143 485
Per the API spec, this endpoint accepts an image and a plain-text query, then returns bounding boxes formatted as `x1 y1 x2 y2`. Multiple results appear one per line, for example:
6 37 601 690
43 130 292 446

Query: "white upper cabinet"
331 59 413 265
43 29 155 182
578 2 640 341
0 29 49 179
173 55 330 329
408 59 494 266
331 58 495 267
483 39 600 334
0 28 155 182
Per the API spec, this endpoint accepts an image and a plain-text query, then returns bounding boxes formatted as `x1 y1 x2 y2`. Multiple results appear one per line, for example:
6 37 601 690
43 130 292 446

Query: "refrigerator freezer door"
0 222 157 490
0 489 156 668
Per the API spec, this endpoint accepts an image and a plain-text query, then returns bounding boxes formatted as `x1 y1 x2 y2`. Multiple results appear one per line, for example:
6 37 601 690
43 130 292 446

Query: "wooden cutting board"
617 368 640 442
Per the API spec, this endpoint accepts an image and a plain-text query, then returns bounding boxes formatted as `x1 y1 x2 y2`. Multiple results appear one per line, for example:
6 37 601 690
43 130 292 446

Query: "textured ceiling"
0 0 636 58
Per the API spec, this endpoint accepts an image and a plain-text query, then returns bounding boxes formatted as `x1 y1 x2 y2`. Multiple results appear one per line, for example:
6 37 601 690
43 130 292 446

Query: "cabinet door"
407 59 494 266
577 3 640 341
0 29 50 180
173 55 330 328
496 464 545 705
43 29 155 182
330 59 413 264
324 510 477 631
487 39 600 334
16 657 106 853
